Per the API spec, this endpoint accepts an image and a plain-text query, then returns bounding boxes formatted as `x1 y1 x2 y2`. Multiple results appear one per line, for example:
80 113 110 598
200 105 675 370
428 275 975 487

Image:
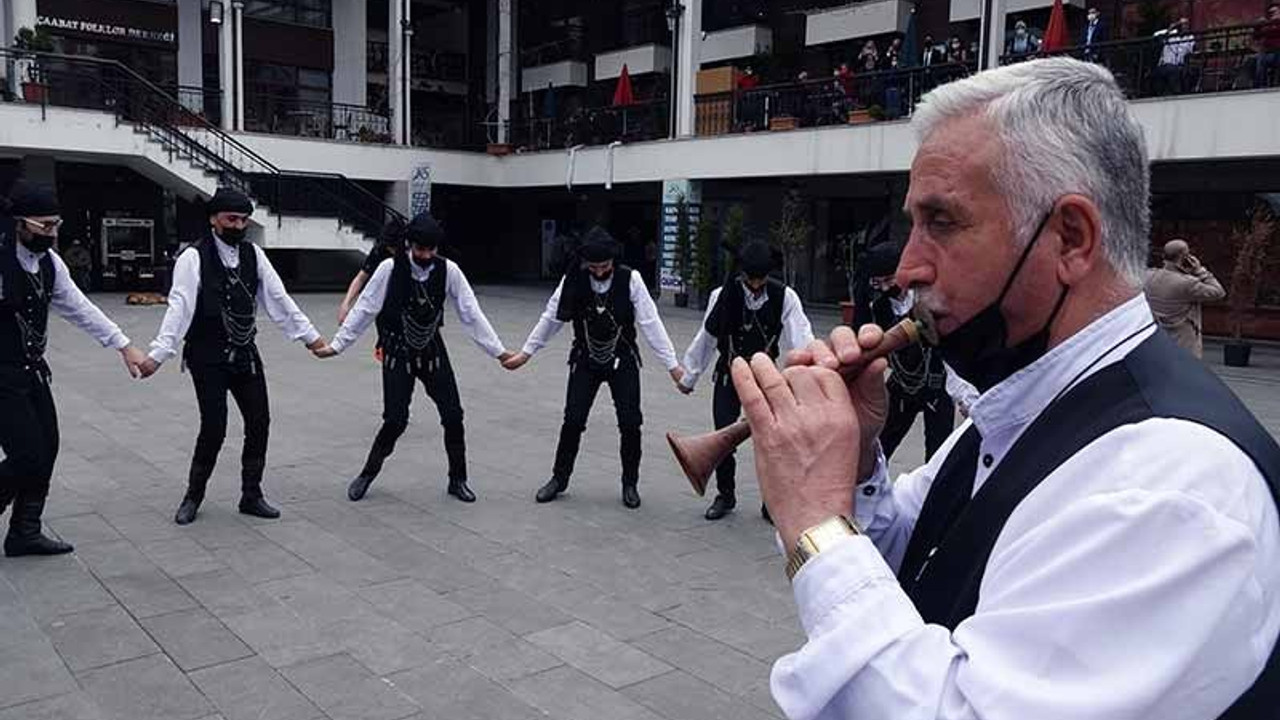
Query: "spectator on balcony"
947 36 971 64
1006 20 1042 60
736 66 763 131
1082 7 1109 62
737 65 761 91
1254 3 1280 87
857 40 880 73
921 35 946 66
881 37 904 70
833 63 857 119
1153 17 1195 95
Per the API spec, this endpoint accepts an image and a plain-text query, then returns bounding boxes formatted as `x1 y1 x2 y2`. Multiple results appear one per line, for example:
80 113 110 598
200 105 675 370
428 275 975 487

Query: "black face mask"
218 226 246 244
411 252 435 269
22 232 55 254
589 269 613 283
938 210 1069 393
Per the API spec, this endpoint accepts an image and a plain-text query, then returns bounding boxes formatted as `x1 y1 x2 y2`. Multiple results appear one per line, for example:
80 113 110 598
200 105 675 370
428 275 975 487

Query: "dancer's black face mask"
938 208 1069 393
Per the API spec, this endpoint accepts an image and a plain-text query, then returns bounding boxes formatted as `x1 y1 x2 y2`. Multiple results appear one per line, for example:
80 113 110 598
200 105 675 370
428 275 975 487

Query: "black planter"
1223 341 1252 367
674 292 689 308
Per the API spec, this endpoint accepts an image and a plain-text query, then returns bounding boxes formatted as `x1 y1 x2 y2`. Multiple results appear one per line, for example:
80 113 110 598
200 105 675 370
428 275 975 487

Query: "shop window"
243 0 331 29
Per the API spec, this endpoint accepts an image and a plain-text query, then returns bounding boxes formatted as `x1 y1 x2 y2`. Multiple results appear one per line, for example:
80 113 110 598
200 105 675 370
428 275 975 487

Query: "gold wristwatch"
785 516 861 581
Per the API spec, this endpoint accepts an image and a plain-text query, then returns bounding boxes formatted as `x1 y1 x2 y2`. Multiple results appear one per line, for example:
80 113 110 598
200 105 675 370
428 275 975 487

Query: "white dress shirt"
329 254 506 358
5 244 130 351
679 283 814 390
772 294 1280 720
521 269 680 370
147 234 320 364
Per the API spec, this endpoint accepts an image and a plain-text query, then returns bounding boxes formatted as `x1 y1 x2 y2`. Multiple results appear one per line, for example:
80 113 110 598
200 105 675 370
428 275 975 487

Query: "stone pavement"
2 286 1278 720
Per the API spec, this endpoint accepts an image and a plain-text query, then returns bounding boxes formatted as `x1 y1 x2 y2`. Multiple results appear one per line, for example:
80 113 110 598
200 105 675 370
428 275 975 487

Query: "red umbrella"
1041 0 1069 52
612 64 635 106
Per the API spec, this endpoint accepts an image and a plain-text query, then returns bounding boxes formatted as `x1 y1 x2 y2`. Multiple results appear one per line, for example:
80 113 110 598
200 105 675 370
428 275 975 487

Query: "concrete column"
497 0 515 144
389 0 409 144
4 0 39 96
332 0 367 107
177 0 203 112
675 0 701 138
233 0 245 130
981 0 1005 70
218 4 235 130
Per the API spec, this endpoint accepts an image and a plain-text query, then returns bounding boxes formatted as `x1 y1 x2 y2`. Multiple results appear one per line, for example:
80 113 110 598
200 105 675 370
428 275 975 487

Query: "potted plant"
14 26 55 104
1223 204 1276 367
690 211 717 309
867 104 886 121
835 231 865 325
770 191 812 290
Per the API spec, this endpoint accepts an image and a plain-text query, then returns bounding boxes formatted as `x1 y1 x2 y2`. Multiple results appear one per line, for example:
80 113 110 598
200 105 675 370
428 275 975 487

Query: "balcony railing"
243 93 391 143
367 41 467 83
161 85 222 127
509 98 669 151
695 61 977 135
1002 23 1280 98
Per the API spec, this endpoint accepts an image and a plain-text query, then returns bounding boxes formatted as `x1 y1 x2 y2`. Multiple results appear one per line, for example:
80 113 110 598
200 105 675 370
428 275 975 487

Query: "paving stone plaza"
2 287 1278 720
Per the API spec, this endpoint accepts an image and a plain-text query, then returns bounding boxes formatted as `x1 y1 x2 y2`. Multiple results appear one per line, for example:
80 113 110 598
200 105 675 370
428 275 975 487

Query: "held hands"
307 337 336 359
497 351 515 366
502 351 531 371
733 324 889 549
669 366 687 391
120 345 154 379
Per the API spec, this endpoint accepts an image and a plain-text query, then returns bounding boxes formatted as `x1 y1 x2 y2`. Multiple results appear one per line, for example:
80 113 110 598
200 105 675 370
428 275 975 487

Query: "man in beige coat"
1144 239 1226 357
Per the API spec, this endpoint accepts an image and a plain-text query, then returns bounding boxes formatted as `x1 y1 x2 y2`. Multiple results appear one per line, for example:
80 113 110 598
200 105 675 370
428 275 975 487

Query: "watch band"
786 516 861 581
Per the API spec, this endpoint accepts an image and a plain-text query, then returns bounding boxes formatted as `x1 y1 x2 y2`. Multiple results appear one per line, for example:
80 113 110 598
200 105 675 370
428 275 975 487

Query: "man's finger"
784 347 813 368
857 323 886 351
751 352 797 419
806 338 839 370
783 366 824 407
830 326 862 366
814 365 851 404
730 357 774 428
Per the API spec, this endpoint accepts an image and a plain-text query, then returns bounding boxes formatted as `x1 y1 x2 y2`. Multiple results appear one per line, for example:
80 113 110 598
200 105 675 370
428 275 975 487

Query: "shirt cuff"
148 346 176 365
680 372 698 390
299 328 321 346
106 333 131 351
791 534 908 637
521 342 541 356
853 444 891 530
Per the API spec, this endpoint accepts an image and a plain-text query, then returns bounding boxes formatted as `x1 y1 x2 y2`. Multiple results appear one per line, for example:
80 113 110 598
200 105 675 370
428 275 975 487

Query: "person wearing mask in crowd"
677 241 814 521
1082 7 1109 62
880 37 904 71
947 35 969 64
921 35 945 66
0 183 149 556
1254 3 1280 87
502 227 685 510
1153 17 1195 95
1143 238 1225 359
317 211 511 504
732 57 1278 720
1006 20 1040 59
338 218 406 324
136 188 331 526
857 40 880 73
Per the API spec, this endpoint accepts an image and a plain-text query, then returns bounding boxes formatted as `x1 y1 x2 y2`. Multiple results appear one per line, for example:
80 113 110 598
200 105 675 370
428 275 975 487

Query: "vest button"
982 454 994 468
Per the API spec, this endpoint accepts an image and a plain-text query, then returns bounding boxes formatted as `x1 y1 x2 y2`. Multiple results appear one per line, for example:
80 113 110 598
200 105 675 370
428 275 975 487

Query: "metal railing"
1001 22 1280 97
508 98 669 151
367 41 468 83
244 92 392 143
1 47 404 240
695 61 977 135
160 85 223 127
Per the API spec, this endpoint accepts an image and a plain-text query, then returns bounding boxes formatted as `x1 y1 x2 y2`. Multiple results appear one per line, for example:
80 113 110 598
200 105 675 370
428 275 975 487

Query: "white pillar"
497 0 515 144
219 4 235 130
233 0 245 130
177 0 203 112
332 0 367 107
675 0 701 138
389 0 409 144
982 0 1006 70
4 0 38 96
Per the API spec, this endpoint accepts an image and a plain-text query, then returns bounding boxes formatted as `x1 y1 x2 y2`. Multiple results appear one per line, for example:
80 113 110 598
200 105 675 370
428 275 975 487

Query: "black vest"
557 266 637 368
183 237 260 370
0 224 54 369
706 278 785 375
897 331 1280 718
375 254 448 364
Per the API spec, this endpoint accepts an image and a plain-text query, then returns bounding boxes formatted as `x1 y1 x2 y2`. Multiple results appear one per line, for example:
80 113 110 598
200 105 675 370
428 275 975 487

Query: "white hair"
913 57 1150 285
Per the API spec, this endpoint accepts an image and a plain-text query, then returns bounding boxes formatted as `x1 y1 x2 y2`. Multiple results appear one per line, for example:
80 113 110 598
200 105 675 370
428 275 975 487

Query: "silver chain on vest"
584 292 621 366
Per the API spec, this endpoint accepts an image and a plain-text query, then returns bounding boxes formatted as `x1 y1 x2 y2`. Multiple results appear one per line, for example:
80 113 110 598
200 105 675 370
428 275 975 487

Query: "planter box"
486 143 514 156
847 109 877 125
769 115 799 131
840 300 855 326
21 82 48 104
1223 341 1252 367
696 66 738 95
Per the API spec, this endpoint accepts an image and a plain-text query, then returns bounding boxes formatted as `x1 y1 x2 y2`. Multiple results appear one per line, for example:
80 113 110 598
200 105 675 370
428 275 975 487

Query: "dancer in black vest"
338 217 405 324
0 184 149 556
503 227 685 509
137 188 330 525
731 59 1278 719
678 241 813 520
317 212 510 503
854 243 956 461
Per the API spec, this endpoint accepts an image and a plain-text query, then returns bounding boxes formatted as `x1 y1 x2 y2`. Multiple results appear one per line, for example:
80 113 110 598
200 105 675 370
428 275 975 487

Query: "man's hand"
677 379 694 395
136 356 160 379
669 366 686 389
306 337 328 354
312 343 337 359
497 351 515 365
120 345 149 379
502 351 530 371
785 324 889 481
731 354 862 550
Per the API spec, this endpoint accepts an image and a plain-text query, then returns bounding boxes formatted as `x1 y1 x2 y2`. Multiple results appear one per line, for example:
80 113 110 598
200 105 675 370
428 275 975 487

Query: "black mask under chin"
412 253 436 269
939 210 1069 393
590 269 614 283
218 226 246 245
22 233 55 254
